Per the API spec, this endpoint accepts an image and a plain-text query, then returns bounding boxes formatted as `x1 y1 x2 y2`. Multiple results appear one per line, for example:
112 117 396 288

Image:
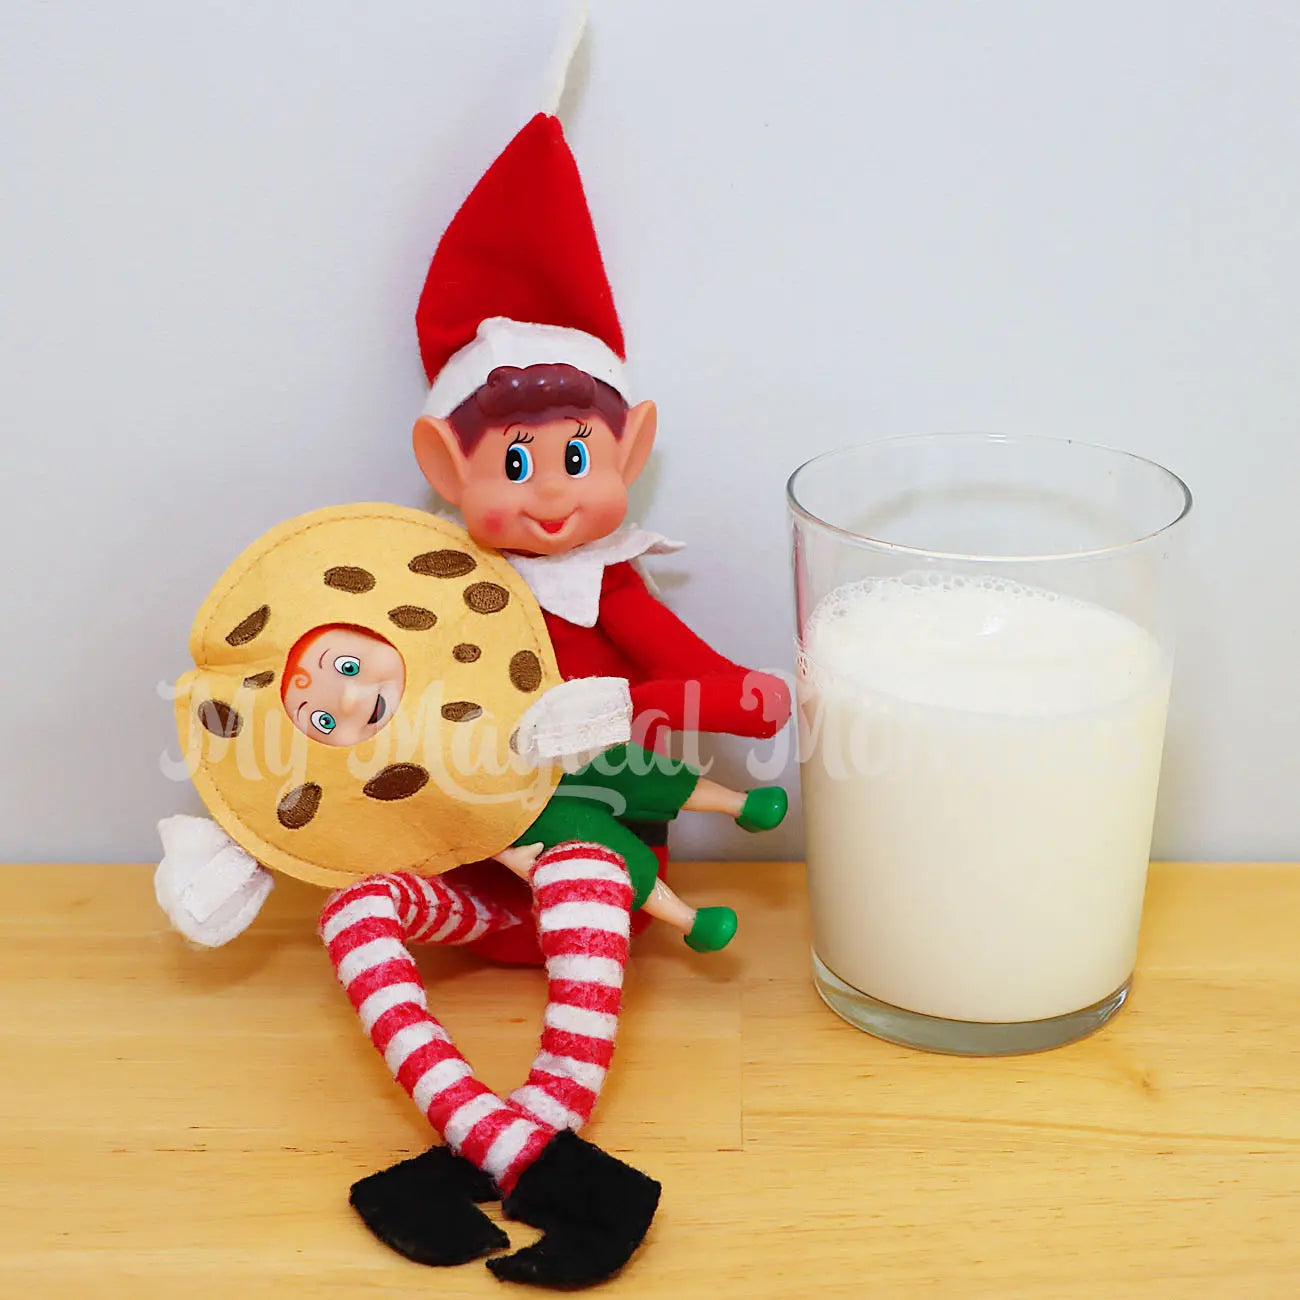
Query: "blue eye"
310 710 337 735
334 655 361 677
565 438 590 478
505 443 534 482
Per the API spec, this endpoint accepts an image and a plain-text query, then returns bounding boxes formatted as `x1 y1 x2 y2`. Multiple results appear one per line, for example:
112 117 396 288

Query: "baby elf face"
458 414 632 555
282 625 406 746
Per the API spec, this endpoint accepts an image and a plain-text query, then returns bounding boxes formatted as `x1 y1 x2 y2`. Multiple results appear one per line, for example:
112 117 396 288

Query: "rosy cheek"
593 480 628 524
571 483 626 543
462 499 510 545
596 505 625 535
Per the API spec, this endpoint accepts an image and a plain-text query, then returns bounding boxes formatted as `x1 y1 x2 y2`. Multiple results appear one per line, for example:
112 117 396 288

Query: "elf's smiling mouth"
529 512 574 537
368 693 387 726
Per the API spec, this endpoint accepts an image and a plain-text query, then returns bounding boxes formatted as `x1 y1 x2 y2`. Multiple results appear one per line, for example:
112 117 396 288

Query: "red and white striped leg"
508 843 634 1135
320 872 554 1193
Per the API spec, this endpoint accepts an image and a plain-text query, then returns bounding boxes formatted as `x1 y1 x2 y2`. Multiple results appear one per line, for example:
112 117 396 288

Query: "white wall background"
2 0 1297 864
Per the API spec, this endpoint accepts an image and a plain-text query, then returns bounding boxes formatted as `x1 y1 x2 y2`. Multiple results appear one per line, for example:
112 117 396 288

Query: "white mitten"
512 676 633 773
155 814 273 948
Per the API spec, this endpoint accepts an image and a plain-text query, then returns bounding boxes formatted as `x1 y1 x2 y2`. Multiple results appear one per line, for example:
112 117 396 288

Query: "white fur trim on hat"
422 317 629 419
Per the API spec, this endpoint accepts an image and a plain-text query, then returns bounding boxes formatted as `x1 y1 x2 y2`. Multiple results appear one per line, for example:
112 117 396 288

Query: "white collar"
505 526 685 627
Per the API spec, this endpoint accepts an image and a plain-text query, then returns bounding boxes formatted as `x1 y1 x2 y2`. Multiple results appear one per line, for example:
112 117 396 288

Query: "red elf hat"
416 108 628 419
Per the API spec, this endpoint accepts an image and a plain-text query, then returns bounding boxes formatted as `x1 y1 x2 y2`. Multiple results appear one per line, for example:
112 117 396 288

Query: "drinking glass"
788 434 1191 1054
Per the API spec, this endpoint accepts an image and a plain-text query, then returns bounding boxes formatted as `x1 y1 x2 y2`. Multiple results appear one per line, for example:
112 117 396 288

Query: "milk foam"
804 573 1166 715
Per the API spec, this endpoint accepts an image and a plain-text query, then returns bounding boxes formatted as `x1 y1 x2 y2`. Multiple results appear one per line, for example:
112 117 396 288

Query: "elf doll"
347 102 794 1288
408 110 792 953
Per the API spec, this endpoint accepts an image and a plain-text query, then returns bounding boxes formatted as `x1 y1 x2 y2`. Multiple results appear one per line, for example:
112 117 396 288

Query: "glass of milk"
788 434 1191 1054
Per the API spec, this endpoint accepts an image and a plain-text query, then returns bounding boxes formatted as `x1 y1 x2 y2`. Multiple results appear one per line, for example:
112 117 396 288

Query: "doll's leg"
682 776 744 817
641 874 739 953
684 776 789 832
510 796 737 955
506 842 634 1134
329 863 659 1284
640 875 696 932
574 809 737 953
319 874 554 1192
478 840 641 1130
323 858 640 1153
416 842 659 1286
573 742 698 822
620 822 669 945
489 843 661 1288
576 745 787 833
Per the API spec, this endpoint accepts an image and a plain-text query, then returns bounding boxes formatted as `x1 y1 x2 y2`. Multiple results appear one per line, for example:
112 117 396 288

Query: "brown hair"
447 363 628 452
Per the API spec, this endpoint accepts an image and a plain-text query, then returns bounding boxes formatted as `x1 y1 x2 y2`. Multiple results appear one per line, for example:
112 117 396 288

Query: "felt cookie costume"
175 502 561 888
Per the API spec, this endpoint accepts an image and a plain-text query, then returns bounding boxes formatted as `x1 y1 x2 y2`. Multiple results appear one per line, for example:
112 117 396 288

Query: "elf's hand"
512 676 633 773
155 814 273 947
740 670 793 737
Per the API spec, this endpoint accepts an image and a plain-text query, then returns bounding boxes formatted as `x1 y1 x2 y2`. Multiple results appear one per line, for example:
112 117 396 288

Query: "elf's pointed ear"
618 400 657 486
412 417 468 505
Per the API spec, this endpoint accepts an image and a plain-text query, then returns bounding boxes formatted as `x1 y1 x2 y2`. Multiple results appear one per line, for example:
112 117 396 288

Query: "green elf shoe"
685 906 738 953
735 786 789 833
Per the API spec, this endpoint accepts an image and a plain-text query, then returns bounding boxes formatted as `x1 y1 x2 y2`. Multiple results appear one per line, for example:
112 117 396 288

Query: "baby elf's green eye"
310 710 337 735
334 655 361 677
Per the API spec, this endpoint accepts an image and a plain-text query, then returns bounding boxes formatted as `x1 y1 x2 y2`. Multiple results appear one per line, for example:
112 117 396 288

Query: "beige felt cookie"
175 503 562 888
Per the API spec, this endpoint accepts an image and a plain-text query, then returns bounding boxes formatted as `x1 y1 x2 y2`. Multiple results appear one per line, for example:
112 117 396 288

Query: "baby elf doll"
408 109 794 931
283 621 785 952
159 504 786 1288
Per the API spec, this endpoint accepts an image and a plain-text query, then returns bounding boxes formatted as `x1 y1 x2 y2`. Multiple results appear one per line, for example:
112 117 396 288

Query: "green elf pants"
513 743 698 909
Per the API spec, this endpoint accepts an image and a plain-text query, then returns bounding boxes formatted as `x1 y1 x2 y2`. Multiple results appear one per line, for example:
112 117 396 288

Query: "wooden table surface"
1 862 1297 1298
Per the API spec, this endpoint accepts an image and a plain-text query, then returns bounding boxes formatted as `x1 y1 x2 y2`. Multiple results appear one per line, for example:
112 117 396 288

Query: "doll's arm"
599 563 743 679
598 565 791 742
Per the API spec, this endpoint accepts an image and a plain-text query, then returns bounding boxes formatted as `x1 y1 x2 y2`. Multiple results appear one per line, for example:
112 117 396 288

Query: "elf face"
282 625 406 746
414 398 657 556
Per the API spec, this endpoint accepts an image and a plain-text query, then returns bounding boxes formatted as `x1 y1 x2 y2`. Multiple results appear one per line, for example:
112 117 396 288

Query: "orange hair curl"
280 623 363 704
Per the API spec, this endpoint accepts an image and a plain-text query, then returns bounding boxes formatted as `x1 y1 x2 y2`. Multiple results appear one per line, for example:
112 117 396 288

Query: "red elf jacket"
507 527 791 748
543 562 790 749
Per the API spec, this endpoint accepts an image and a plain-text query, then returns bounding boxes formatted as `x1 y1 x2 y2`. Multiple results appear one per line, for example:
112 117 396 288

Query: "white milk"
799 574 1170 1024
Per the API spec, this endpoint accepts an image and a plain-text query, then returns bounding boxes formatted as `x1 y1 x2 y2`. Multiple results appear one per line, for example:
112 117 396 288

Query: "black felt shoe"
350 1144 509 1267
487 1131 661 1288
